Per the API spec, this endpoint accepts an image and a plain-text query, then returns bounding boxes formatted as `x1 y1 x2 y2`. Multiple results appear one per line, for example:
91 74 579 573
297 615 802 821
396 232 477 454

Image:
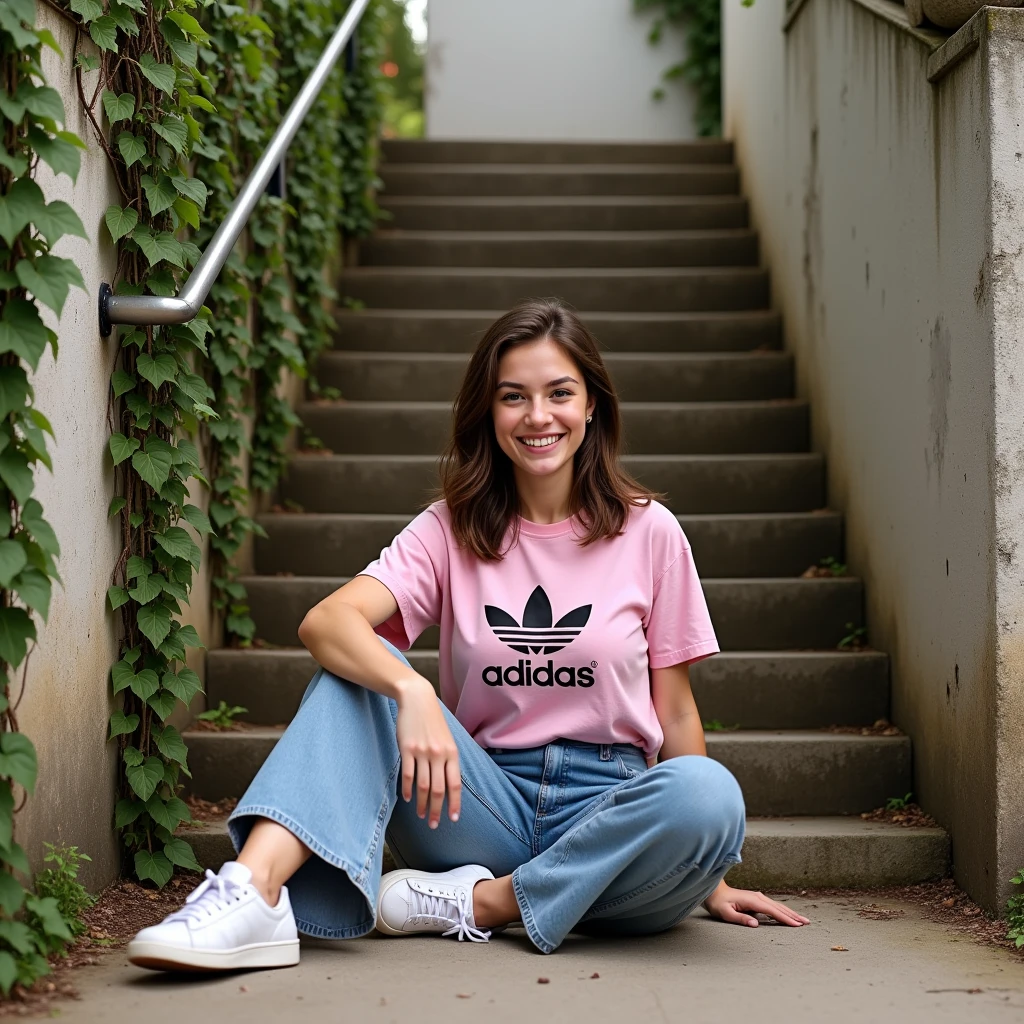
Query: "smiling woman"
441 300 655 559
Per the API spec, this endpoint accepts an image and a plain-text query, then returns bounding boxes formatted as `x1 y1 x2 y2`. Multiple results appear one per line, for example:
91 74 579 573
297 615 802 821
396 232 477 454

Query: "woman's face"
491 337 596 482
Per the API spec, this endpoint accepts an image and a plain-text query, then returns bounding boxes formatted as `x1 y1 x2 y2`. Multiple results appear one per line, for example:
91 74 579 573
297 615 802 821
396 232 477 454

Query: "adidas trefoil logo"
485 586 591 654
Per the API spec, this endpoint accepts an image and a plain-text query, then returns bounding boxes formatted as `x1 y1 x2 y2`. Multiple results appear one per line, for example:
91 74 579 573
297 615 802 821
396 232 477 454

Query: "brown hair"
437 298 658 560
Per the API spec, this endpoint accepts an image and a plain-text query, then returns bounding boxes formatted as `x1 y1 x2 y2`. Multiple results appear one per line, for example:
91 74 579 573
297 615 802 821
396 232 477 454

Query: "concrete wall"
16 4 214 890
723 0 1024 909
425 0 700 140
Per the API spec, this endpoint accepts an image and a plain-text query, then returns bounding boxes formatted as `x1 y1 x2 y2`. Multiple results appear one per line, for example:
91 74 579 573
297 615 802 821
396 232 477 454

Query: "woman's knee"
648 755 745 841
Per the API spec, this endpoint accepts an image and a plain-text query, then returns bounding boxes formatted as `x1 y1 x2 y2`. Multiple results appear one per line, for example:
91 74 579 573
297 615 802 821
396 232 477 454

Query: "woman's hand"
395 677 462 829
703 882 810 927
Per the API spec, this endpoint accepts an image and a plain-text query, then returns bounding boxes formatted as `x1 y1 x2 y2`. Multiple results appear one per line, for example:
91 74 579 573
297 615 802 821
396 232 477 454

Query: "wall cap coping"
782 0 1023 85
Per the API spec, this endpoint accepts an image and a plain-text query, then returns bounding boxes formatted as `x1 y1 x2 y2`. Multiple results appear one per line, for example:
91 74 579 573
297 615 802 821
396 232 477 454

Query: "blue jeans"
227 638 746 954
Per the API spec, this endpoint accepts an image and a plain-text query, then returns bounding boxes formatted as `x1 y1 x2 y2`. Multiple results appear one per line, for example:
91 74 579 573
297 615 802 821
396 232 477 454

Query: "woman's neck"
514 464 575 524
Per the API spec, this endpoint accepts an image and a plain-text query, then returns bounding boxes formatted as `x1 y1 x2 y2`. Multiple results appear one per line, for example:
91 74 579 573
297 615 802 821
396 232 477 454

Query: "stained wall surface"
425 0 701 140
723 0 1024 908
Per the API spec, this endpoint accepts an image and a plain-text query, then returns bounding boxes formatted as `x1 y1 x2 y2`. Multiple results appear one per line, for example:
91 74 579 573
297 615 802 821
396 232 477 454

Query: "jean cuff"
511 867 557 954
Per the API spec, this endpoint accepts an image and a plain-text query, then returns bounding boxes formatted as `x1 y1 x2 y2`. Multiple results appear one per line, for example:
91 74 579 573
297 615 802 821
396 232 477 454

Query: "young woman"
127 299 809 972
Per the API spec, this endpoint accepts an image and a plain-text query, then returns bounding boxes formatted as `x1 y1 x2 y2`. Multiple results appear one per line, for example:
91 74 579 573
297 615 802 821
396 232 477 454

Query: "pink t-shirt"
359 499 719 757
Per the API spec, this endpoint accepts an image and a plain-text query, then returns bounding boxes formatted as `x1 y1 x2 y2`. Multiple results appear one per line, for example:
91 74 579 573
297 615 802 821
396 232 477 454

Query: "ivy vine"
0 0 91 993
635 0 732 137
69 0 216 888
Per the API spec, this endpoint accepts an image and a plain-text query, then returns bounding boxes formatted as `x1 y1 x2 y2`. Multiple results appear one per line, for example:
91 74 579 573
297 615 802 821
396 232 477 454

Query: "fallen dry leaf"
456 993 472 999
831 945 848 952
538 977 550 984
590 972 600 979
239 986 248 993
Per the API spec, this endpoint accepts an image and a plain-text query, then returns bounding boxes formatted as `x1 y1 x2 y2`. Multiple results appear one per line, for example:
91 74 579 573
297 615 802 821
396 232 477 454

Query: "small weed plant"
820 556 848 576
1006 869 1024 948
885 792 913 812
197 701 247 730
703 719 739 732
838 623 868 650
33 845 95 940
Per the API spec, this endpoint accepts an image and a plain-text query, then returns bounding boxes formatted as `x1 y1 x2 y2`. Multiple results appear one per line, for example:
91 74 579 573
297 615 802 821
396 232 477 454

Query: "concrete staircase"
187 139 949 889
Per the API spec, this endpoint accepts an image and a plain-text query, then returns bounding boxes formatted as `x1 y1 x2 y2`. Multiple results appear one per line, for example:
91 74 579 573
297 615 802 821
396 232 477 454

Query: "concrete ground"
53 895 1024 1023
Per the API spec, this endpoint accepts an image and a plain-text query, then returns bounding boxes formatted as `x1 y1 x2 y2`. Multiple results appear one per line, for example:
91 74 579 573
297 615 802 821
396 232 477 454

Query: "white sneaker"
376 864 494 941
127 861 300 972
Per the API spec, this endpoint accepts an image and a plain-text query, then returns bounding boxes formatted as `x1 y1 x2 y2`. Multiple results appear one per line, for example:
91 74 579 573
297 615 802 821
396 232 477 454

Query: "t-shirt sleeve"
357 508 447 651
644 519 720 669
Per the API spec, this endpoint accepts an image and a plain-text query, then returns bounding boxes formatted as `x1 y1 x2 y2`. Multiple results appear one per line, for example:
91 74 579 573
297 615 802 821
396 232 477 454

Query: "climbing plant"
69 0 217 887
634 0 753 137
0 0 90 993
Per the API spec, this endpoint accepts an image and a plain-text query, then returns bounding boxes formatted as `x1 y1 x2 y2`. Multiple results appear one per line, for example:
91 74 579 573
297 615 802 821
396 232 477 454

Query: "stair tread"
369 228 756 240
323 350 791 363
382 162 740 173
299 399 803 411
341 265 765 278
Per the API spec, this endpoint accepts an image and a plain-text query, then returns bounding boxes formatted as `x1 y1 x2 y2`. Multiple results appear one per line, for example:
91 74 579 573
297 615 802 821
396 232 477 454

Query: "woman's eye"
501 392 522 402
552 389 572 398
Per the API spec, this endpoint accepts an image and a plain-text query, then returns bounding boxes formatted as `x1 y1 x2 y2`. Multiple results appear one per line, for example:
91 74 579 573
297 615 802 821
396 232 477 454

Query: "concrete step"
337 267 769 312
380 196 749 232
207 648 888 730
359 230 759 268
278 453 825 515
183 814 948 889
183 727 904 816
331 309 781 353
241 575 861 650
253 511 842 579
380 139 735 165
297 400 809 456
379 163 740 197
315 351 794 403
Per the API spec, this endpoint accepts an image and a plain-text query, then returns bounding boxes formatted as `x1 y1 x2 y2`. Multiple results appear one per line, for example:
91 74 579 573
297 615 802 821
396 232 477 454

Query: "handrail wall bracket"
97 0 372 338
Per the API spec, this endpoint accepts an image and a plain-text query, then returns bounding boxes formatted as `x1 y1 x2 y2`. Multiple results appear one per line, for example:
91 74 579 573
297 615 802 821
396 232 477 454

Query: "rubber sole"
127 938 300 972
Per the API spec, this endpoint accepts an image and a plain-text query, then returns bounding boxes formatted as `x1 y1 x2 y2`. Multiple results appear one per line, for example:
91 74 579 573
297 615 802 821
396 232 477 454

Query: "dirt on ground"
826 719 903 737
181 795 240 824
859 803 940 828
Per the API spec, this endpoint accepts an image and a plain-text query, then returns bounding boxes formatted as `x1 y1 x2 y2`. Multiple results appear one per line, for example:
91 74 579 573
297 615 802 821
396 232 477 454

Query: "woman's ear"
586 394 596 419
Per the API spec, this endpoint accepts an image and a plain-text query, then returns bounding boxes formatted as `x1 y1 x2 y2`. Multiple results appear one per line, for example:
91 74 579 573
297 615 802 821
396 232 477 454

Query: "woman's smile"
516 431 566 452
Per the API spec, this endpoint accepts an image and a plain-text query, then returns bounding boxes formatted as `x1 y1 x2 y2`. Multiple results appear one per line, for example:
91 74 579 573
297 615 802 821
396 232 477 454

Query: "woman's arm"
650 660 809 929
298 576 461 828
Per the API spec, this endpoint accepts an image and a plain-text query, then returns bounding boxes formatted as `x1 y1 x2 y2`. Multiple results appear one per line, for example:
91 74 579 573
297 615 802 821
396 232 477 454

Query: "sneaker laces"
409 885 490 942
166 869 248 926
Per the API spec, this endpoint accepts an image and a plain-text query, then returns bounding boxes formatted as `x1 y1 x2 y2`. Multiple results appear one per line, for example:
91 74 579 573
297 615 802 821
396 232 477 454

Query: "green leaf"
177 624 203 648
0 366 29 419
0 919 35 956
152 724 188 767
27 127 81 183
162 836 201 873
133 228 185 269
154 527 197 562
108 709 140 738
15 256 85 318
0 732 36 794
174 439 201 468
0 949 15 996
111 659 134 694
0 450 31 506
165 9 207 40
172 196 199 230
27 895 72 940
89 15 118 51
161 666 203 703
132 438 174 490
138 53 177 95
116 131 147 168
122 746 143 767
127 573 161 605
170 176 207 211
107 585 129 611
69 0 103 21
152 117 188 155
21 499 58 559
0 177 44 248
126 555 150 580
128 668 159 701
0 541 27 588
126 756 163 801
0 298 48 370
104 204 138 243
147 688 177 721
0 606 34 669
102 90 135 125
123 645 141 665
115 798 144 828
109 432 140 466
111 370 136 398
137 601 171 647
140 173 177 216
0 875 24 918
33 200 87 246
182 504 212 536
13 569 51 622
136 352 178 389
135 849 173 887
22 85 64 123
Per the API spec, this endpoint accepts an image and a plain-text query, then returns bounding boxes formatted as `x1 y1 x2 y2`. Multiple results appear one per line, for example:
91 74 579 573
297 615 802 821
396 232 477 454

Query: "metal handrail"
98 0 373 336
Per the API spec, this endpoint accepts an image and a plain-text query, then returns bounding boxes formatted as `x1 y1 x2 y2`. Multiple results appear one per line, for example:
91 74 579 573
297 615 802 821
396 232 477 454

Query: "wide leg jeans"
227 638 746 954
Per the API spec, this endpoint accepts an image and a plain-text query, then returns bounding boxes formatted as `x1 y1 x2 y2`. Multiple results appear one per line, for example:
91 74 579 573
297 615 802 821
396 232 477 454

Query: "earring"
586 415 592 423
